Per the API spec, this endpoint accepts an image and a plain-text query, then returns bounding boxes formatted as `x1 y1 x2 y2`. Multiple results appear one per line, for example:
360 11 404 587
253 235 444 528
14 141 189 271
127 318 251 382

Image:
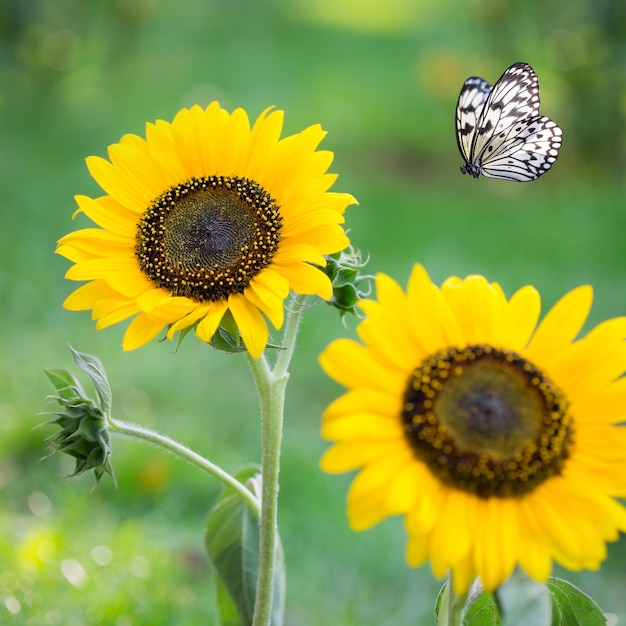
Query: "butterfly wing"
470 63 541 164
480 115 563 181
456 62 562 181
456 77 492 176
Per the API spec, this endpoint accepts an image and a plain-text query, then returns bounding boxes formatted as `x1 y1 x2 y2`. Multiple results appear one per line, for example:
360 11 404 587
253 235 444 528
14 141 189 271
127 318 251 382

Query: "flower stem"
107 416 259 515
248 297 306 626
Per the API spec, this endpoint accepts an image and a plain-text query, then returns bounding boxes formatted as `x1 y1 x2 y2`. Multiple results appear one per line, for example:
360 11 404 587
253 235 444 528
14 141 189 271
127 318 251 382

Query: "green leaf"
496 569 551 626
464 589 500 626
69 345 112 414
546 578 607 626
45 368 81 393
205 467 284 626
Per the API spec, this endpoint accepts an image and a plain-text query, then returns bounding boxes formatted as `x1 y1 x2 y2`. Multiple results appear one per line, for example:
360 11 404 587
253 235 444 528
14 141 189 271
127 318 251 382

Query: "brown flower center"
401 344 573 498
136 175 282 301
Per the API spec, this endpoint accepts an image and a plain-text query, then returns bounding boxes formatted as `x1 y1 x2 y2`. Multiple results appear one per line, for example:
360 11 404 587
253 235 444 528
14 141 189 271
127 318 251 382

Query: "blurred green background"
1 0 625 624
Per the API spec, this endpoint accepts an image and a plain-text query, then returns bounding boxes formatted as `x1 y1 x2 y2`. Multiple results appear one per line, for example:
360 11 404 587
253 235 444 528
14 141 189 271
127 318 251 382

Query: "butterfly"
456 62 562 181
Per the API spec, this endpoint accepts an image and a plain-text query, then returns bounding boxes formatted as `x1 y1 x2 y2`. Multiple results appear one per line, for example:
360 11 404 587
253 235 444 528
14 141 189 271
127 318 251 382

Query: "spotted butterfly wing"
456 77 491 169
456 62 562 182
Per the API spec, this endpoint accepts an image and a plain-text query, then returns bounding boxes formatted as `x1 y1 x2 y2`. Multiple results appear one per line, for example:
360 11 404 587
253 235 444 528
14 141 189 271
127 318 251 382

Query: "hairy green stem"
107 416 259 515
249 297 305 626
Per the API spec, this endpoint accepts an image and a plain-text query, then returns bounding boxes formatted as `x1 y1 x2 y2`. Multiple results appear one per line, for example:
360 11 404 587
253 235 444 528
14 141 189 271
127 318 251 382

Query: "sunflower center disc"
163 188 256 270
136 176 282 302
401 344 573 498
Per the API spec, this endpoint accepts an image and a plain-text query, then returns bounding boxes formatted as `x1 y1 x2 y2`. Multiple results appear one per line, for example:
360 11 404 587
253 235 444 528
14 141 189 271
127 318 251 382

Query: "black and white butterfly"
456 62 562 182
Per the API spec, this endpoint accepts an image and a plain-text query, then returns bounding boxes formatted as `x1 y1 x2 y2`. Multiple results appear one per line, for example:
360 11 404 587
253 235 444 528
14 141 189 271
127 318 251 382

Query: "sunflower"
57 102 355 359
319 263 626 594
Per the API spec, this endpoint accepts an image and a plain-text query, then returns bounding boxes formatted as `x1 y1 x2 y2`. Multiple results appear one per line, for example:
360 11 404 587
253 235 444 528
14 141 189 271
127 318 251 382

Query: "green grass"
1 0 626 623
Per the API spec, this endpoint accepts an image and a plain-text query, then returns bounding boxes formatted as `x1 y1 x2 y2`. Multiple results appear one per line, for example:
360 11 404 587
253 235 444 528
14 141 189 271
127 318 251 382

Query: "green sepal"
205 466 285 626
434 582 450 623
169 311 282 355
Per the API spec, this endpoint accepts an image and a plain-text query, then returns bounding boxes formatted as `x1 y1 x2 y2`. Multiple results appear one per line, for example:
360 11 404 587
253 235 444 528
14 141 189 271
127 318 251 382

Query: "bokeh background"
1 0 625 624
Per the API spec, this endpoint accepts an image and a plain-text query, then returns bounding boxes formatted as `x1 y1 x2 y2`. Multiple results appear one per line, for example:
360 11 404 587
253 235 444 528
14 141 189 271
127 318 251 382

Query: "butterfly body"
456 63 562 182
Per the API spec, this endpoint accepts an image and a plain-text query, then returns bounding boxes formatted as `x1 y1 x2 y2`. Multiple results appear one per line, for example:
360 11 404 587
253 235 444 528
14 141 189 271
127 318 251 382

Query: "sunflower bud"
324 247 371 319
42 347 115 485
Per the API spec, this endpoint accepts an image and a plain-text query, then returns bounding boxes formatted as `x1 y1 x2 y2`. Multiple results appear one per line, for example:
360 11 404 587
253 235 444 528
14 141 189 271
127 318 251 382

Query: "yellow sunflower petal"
123 313 166 350
106 140 166 206
575 376 626 424
223 106 253 174
430 490 476 570
56 243 95 264
321 412 403 440
228 293 269 359
262 124 327 194
95 300 141 329
319 339 405 395
272 242 327 267
275 261 333 299
74 195 137 237
281 208 346 240
245 269 289 329
549 317 626 394
63 280 117 310
323 388 401 421
386 463 423 514
144 119 188 187
86 155 147 214
450 555 477 596
166 304 212 339
406 531 431 568
244 108 285 181
320 439 405 473
526 486 588 565
406 264 464 353
288 226 350 256
194 300 229 343
404 468 447 535
65 258 150 299
472 498 518 590
347 454 411 530
442 275 505 345
57 229 134 258
525 285 593 362
357 276 421 372
517 515 553 583
493 285 541 351
170 106 213 177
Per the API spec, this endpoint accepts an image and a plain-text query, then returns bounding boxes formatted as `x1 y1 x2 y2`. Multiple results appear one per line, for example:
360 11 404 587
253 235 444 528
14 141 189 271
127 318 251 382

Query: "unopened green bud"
324 247 372 319
42 347 115 485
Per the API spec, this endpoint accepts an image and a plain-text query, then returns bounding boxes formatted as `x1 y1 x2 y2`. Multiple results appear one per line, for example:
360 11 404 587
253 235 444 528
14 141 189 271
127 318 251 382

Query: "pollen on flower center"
401 344 573 498
136 175 282 302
